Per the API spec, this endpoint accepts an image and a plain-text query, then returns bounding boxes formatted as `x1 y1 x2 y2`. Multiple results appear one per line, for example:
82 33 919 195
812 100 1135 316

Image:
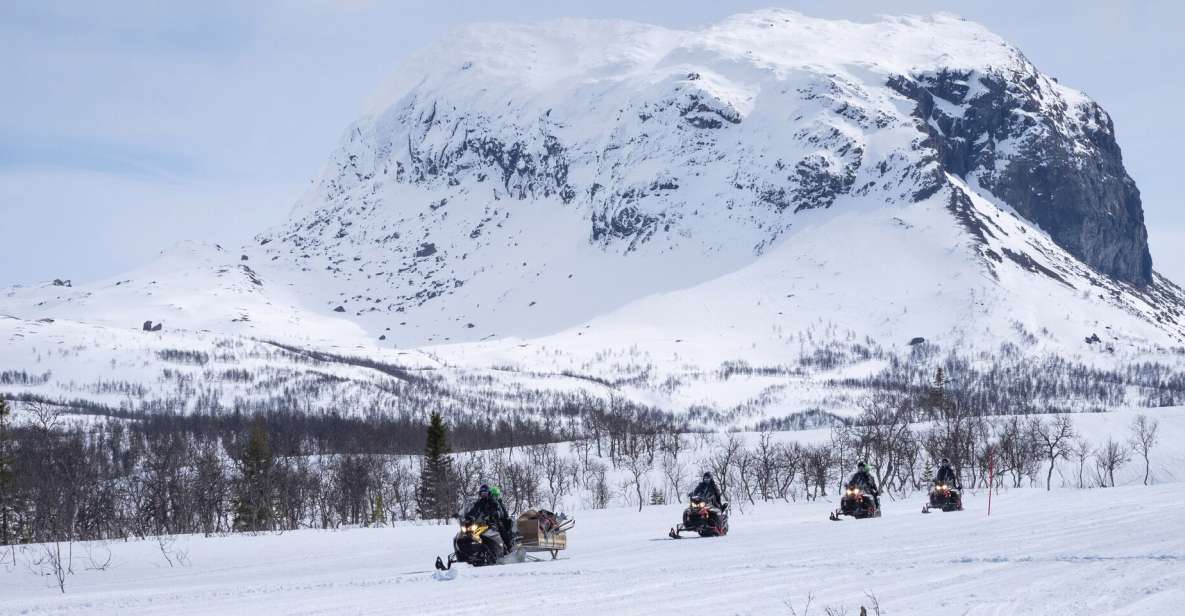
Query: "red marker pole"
987 447 994 517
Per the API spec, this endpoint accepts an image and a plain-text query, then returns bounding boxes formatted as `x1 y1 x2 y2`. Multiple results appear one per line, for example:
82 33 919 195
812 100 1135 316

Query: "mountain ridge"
2 11 1184 425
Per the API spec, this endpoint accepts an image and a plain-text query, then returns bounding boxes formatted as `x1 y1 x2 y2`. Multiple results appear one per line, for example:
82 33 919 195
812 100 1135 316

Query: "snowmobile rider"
464 484 514 550
689 472 725 511
849 461 880 509
935 458 962 490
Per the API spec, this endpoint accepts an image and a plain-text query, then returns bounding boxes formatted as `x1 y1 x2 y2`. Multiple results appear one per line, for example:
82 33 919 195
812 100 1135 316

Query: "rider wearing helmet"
464 484 514 551
935 458 961 489
689 471 725 511
848 461 880 508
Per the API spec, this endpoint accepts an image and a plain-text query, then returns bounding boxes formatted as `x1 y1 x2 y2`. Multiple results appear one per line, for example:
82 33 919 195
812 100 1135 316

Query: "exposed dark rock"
388 103 574 203
333 306 346 313
142 321 154 331
1000 247 1072 287
52 278 71 287
889 69 1152 285
792 152 860 211
415 243 437 258
239 264 263 286
678 91 742 129
908 337 926 346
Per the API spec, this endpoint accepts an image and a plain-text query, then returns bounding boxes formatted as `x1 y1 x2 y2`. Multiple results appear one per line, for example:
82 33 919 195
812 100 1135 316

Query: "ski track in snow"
2 485 1183 615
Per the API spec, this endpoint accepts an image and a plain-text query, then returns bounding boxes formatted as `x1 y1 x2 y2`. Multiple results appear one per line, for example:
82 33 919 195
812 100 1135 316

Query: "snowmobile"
435 510 574 570
829 483 881 520
668 496 729 539
435 517 509 570
922 482 963 513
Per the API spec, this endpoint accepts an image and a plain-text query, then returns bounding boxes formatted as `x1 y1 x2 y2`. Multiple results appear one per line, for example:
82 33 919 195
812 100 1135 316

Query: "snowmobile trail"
2 485 1183 615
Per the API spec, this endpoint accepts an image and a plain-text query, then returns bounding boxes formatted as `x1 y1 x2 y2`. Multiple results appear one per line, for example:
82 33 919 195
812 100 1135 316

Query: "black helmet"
857 461 868 471
478 484 491 497
940 458 950 465
702 472 713 481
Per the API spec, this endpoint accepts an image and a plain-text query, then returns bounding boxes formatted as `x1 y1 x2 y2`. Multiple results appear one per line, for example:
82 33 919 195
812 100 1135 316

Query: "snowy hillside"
3 10 1185 424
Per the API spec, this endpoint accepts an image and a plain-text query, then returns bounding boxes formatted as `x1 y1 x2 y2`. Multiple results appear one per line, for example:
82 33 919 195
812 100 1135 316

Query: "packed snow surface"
1 485 1182 615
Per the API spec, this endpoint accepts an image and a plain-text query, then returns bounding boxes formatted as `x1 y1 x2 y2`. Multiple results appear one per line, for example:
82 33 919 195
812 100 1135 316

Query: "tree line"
0 368 1166 551
0 394 677 546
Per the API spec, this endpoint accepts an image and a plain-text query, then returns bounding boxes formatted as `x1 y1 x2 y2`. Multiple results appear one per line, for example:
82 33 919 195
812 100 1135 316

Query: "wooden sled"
515 509 574 560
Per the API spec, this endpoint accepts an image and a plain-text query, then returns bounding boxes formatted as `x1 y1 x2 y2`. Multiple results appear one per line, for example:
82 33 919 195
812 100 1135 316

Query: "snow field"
1 485 1182 615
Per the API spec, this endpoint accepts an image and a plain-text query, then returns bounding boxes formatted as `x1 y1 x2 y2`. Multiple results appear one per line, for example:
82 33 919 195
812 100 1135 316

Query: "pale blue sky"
2 0 1182 286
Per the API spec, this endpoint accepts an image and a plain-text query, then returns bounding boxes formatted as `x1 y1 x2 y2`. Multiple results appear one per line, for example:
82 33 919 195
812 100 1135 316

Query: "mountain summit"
240 10 1176 347
2 12 1183 423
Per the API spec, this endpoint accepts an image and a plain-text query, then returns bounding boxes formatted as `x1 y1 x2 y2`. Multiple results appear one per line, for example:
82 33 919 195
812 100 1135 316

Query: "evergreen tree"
0 398 13 545
416 412 457 521
926 367 947 415
649 488 665 506
371 492 386 527
234 417 275 532
922 458 934 485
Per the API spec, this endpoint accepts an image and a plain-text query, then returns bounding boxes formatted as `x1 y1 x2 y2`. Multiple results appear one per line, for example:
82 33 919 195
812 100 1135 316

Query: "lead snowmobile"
435 516 513 570
922 482 963 513
829 483 881 520
435 509 575 570
669 496 729 539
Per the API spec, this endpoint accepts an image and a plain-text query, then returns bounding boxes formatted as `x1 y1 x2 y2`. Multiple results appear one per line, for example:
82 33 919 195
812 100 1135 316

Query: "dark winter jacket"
848 470 879 495
689 479 724 510
936 465 960 488
464 496 511 529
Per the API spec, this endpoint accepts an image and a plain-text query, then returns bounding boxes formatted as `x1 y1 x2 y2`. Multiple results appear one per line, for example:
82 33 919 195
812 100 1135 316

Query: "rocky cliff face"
889 67 1152 285
237 11 1180 347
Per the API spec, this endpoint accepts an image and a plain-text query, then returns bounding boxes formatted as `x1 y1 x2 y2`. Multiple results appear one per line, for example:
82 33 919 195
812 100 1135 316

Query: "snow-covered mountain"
3 11 1185 424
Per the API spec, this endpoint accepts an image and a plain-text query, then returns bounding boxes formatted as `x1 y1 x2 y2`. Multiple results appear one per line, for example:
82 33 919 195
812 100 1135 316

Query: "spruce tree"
234 417 275 532
922 458 934 485
416 412 457 521
927 367 947 414
0 399 12 545
371 492 386 527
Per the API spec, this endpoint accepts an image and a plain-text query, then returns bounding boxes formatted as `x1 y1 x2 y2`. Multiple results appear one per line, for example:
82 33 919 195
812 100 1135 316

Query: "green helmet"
489 486 502 499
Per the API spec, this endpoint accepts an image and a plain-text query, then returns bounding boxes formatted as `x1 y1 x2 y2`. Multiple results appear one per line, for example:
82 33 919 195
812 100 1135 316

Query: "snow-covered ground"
3 407 1183 615
2 484 1182 615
